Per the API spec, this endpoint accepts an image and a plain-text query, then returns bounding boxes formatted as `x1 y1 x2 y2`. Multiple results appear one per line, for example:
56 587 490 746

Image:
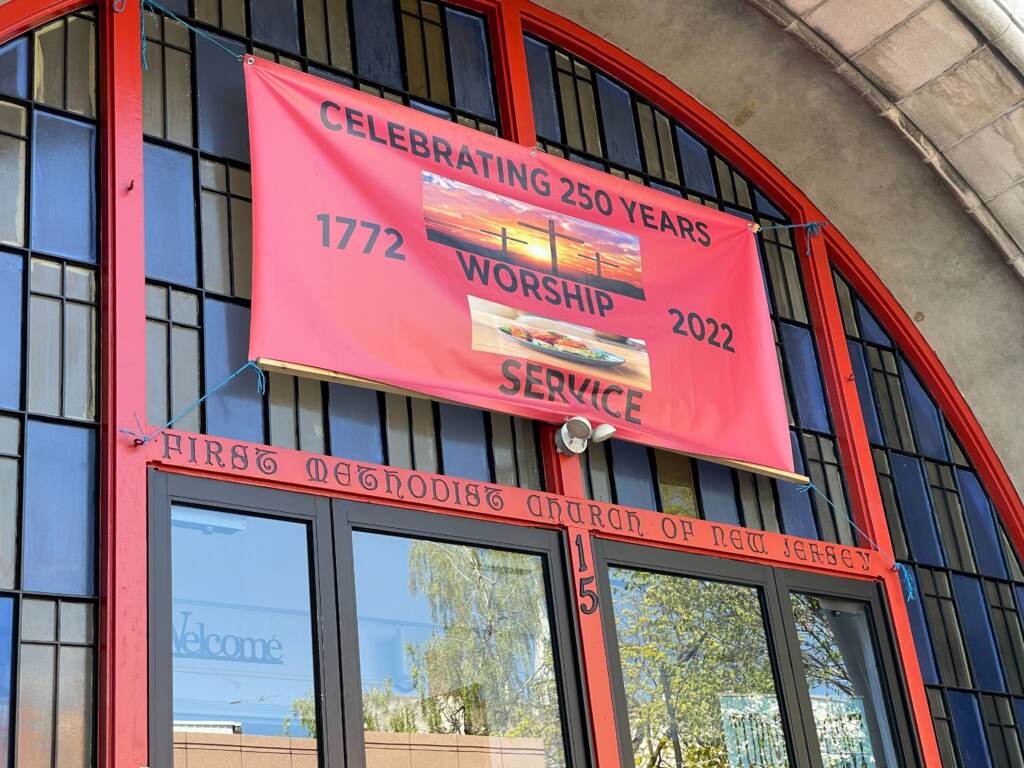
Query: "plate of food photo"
499 325 627 368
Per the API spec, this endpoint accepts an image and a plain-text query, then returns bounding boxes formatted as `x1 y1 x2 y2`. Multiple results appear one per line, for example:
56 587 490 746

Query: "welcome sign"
244 59 795 477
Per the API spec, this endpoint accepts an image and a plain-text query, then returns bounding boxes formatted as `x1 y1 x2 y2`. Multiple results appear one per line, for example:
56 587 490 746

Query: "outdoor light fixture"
554 417 617 455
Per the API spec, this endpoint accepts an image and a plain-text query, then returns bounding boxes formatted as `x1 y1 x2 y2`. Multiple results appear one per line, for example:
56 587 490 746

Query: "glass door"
594 540 922 768
332 499 590 768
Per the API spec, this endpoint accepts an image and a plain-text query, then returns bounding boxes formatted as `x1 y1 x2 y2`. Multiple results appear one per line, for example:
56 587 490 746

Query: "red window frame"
3 1 1020 766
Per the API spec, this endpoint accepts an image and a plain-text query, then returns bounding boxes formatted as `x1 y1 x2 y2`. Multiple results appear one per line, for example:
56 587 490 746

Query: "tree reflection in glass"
790 593 898 768
350 532 568 768
608 567 790 768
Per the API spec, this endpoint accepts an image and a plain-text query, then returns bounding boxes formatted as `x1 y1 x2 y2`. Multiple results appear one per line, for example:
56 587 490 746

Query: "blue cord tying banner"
750 220 827 257
120 360 266 446
138 0 246 70
797 482 915 602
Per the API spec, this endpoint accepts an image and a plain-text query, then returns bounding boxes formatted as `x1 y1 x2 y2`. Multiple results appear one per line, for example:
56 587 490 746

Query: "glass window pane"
352 0 402 89
610 567 792 768
170 507 319 743
696 459 740 525
27 295 61 416
203 298 263 443
855 300 891 348
847 340 883 445
779 322 830 433
901 568 940 684
63 302 97 420
0 131 26 248
790 593 901 767
0 38 29 99
0 456 17 589
957 469 1008 580
676 126 715 197
170 325 201 433
777 431 817 539
891 454 945 568
951 575 1006 692
251 0 301 54
23 420 96 596
16 644 55 768
596 74 641 170
438 403 490 481
524 37 559 143
446 9 495 121
147 319 169 424
0 597 11 768
653 449 697 517
21 598 56 641
145 142 197 286
65 15 96 118
164 47 193 146
0 251 23 410
56 646 92 768
328 383 384 463
947 691 993 767
60 602 94 644
33 20 65 108
608 439 656 510
898 359 947 461
196 33 249 163
31 112 97 263
353 532 568 768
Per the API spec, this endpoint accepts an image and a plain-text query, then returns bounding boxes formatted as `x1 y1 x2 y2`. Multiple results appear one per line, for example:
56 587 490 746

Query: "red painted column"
98 2 149 768
800 226 941 767
567 527 622 768
490 0 536 146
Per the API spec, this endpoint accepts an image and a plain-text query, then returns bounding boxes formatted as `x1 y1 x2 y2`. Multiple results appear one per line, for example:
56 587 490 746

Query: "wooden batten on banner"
257 357 810 485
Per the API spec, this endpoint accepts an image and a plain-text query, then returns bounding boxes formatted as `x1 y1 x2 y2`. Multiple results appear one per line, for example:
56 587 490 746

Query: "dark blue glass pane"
778 431 817 538
696 460 740 525
650 182 681 197
524 36 559 142
957 469 1007 580
0 251 22 410
854 299 891 347
31 112 96 262
724 206 754 221
952 574 1006 692
609 439 656 510
891 454 944 567
596 74 640 170
445 9 495 121
23 420 96 595
1016 699 1024 759
196 33 249 163
352 0 401 90
251 0 300 54
144 142 197 286
847 340 883 444
159 0 189 12
328 383 383 463
0 37 28 99
0 596 11 768
675 126 715 197
948 692 993 768
753 189 784 219
410 99 450 120
779 322 830 433
899 358 947 461
902 567 939 683
438 403 489 481
568 153 603 171
203 299 263 443
309 66 354 87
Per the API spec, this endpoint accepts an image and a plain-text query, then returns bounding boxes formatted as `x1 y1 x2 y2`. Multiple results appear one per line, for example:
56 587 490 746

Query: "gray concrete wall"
537 0 1024 500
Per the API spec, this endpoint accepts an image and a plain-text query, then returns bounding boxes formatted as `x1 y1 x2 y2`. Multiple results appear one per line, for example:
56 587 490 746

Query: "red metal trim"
97 4 149 768
0 0 87 41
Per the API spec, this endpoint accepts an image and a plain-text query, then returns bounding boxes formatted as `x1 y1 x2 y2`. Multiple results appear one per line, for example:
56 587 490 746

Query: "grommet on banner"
797 481 916 602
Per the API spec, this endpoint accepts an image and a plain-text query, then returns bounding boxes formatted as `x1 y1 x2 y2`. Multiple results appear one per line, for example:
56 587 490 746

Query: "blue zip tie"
797 481 915 602
120 360 266 446
140 0 246 68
